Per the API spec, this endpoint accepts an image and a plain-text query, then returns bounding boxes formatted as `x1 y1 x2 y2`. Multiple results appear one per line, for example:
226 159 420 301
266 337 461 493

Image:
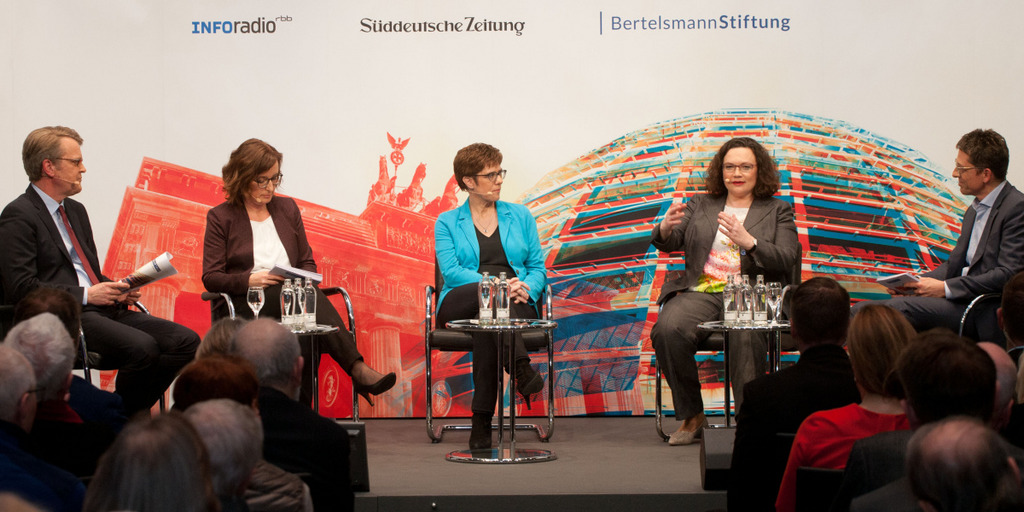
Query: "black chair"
959 292 1003 344
425 264 555 443
654 248 802 440
201 287 363 420
795 466 845 512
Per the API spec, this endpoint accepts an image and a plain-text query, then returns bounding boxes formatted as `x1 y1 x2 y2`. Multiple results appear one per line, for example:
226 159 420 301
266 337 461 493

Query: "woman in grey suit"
650 137 799 445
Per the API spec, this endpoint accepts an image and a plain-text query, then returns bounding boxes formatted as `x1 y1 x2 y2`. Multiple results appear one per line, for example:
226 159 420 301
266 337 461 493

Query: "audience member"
234 319 352 512
832 329 997 511
1001 271 1024 365
775 304 913 512
83 412 218 512
186 399 264 512
196 317 248 359
12 286 127 432
0 344 85 512
726 277 861 511
3 313 115 477
979 342 1018 433
172 355 313 512
851 129 1024 343
907 416 1024 512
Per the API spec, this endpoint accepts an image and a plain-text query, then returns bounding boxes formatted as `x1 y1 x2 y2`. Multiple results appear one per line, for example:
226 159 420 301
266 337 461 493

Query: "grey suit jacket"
922 182 1024 301
650 194 799 304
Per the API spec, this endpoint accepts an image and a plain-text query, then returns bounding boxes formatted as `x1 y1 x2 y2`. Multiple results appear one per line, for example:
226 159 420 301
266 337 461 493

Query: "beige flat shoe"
668 415 708 446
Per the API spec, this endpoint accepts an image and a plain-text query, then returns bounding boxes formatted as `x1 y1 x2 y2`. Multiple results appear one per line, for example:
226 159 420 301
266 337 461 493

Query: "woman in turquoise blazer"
434 143 547 451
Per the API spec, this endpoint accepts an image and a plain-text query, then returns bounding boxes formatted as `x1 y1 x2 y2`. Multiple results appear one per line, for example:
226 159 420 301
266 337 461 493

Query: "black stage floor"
353 416 727 512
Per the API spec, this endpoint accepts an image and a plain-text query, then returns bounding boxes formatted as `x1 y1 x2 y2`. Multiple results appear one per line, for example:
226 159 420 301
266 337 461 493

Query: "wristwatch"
747 238 758 254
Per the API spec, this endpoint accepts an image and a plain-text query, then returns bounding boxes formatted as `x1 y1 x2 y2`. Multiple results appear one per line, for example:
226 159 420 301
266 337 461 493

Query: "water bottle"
495 272 510 325
293 278 306 328
723 274 738 325
738 275 753 325
303 278 317 328
280 279 295 328
753 274 768 325
478 272 494 325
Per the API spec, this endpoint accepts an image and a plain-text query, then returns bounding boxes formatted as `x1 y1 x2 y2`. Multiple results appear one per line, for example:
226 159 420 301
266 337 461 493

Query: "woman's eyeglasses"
254 173 283 189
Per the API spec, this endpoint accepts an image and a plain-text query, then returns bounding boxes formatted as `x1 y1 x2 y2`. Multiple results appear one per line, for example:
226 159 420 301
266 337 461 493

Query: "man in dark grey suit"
853 129 1024 342
234 318 353 512
0 126 199 415
831 329 997 512
727 277 860 511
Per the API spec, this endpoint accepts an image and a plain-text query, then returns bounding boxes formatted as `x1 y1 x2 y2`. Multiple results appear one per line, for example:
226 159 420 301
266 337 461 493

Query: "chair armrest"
200 291 236 319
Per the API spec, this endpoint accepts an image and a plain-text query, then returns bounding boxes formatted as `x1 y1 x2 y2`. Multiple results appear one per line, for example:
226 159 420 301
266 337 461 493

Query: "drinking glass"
247 286 265 318
766 282 783 325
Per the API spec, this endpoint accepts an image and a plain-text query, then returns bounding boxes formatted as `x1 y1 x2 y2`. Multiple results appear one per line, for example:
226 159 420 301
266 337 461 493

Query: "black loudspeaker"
340 421 369 492
699 426 736 490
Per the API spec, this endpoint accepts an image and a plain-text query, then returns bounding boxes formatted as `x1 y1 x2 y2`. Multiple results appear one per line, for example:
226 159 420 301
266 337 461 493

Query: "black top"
476 225 514 278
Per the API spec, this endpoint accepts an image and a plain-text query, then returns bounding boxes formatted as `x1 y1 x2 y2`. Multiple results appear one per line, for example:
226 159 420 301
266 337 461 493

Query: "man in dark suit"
726 277 861 511
853 129 1024 342
0 126 199 415
831 329 997 512
234 318 353 512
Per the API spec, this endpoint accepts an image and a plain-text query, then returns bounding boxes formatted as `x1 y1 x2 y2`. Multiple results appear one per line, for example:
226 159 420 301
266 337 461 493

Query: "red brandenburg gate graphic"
102 156 454 418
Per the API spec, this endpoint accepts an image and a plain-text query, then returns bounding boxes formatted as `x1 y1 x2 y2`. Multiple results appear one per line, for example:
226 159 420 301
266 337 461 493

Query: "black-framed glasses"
254 173 283 189
25 386 44 396
723 164 756 174
51 157 83 167
475 169 507 182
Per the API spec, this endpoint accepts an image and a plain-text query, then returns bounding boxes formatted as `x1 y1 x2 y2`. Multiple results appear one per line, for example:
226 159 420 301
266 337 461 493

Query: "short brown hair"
453 143 502 191
221 139 283 206
705 137 780 199
957 129 1009 181
171 355 259 412
848 304 915 396
22 126 83 181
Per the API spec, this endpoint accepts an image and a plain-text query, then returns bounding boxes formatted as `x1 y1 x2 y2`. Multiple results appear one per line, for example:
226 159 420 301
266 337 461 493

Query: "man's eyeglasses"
953 163 982 174
51 157 83 167
254 173 283 189
475 169 507 182
723 164 756 174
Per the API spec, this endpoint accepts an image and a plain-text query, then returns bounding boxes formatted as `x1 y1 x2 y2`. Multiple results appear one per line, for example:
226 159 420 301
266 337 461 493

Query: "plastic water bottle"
303 278 317 328
280 279 295 328
738 275 753 325
478 272 494 325
723 274 738 325
753 274 768 325
495 272 510 325
293 278 306 328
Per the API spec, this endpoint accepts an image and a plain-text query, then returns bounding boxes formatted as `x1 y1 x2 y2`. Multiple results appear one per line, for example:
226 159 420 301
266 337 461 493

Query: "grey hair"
184 399 263 497
0 345 36 423
232 319 300 390
3 313 74 402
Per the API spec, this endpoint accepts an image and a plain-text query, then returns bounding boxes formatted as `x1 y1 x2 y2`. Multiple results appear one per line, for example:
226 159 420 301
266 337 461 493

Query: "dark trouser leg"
852 296 966 333
727 330 768 416
650 292 719 420
436 284 539 416
82 307 199 415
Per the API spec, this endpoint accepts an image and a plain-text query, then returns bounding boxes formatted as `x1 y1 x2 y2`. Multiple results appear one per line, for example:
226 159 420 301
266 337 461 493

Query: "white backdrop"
2 0 1023 263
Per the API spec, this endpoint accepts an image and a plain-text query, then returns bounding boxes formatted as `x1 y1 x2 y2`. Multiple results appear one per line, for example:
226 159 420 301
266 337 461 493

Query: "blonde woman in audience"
775 304 914 512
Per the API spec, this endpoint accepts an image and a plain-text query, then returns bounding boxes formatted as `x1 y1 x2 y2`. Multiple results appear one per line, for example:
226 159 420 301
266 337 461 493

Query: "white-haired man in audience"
233 318 353 512
185 398 263 512
4 312 115 477
0 344 85 510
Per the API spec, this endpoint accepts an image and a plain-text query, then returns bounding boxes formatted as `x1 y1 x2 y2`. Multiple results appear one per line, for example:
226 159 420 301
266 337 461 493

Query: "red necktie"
57 205 100 286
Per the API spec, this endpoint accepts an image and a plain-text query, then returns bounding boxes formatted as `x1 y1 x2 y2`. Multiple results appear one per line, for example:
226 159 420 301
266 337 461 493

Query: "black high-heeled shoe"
469 413 492 451
514 360 544 410
353 372 396 406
